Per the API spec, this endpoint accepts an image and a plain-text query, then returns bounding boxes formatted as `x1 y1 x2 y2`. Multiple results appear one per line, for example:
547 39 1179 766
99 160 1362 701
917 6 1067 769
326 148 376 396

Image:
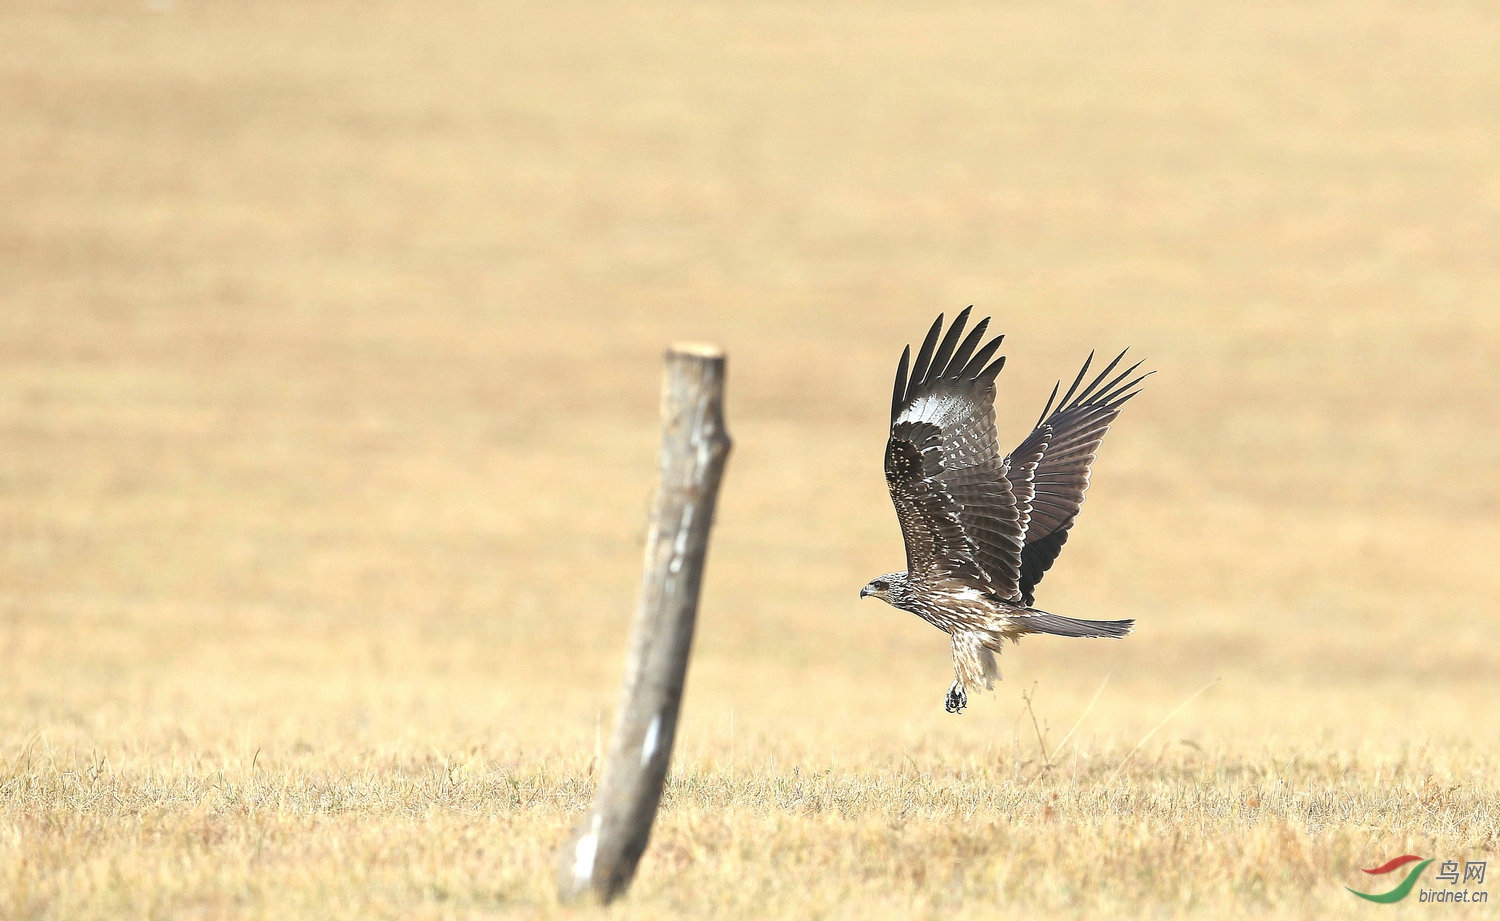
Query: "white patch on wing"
949 586 986 602
897 394 954 426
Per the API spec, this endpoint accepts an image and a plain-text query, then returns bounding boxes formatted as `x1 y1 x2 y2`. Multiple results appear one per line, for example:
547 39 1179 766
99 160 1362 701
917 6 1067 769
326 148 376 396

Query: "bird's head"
859 572 906 605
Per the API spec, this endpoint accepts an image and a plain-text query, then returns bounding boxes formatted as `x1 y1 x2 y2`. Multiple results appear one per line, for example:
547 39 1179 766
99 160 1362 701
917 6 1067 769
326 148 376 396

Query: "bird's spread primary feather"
863 308 1150 713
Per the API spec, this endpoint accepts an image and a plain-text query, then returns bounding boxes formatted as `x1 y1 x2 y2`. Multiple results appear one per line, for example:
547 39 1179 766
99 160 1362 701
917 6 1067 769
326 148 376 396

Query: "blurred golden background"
3 2 1497 917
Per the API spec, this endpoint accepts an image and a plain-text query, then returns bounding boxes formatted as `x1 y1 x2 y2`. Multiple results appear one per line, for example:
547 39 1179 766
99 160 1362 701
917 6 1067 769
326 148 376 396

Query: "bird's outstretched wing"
886 309 1025 600
1009 350 1150 605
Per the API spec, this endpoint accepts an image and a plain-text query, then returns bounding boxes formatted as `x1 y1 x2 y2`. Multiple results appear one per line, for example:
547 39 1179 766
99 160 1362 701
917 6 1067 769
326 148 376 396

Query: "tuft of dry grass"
4 735 1496 919
3 0 1499 918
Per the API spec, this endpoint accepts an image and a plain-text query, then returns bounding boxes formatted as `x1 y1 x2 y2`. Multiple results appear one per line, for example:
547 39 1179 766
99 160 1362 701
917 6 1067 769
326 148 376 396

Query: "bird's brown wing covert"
1008 350 1151 605
886 309 1025 600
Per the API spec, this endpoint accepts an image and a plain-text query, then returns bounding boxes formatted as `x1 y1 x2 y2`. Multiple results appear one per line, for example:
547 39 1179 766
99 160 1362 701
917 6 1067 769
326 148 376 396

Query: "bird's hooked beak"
859 583 878 599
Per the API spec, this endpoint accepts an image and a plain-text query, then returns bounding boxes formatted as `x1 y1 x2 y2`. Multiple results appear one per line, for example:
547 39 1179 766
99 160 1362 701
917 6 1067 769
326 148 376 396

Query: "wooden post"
557 343 732 905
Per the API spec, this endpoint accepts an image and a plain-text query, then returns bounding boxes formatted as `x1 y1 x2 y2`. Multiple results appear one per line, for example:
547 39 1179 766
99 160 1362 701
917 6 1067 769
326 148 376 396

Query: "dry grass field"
3 1 1499 918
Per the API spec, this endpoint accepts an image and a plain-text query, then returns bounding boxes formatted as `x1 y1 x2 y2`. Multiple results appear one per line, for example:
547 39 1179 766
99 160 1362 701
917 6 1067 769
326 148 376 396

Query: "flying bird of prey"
860 309 1150 713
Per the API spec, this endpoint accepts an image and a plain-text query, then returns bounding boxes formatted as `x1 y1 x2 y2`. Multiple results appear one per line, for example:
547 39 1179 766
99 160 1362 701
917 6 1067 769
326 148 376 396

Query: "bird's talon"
944 682 967 714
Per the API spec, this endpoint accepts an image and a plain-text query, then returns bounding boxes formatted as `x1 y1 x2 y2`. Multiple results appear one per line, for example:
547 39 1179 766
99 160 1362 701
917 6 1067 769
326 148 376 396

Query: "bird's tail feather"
1017 611 1133 638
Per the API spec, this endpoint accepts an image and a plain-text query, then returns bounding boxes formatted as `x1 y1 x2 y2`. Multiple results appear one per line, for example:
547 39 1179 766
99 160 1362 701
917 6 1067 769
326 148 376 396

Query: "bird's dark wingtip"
891 308 1009 416
890 345 912 420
